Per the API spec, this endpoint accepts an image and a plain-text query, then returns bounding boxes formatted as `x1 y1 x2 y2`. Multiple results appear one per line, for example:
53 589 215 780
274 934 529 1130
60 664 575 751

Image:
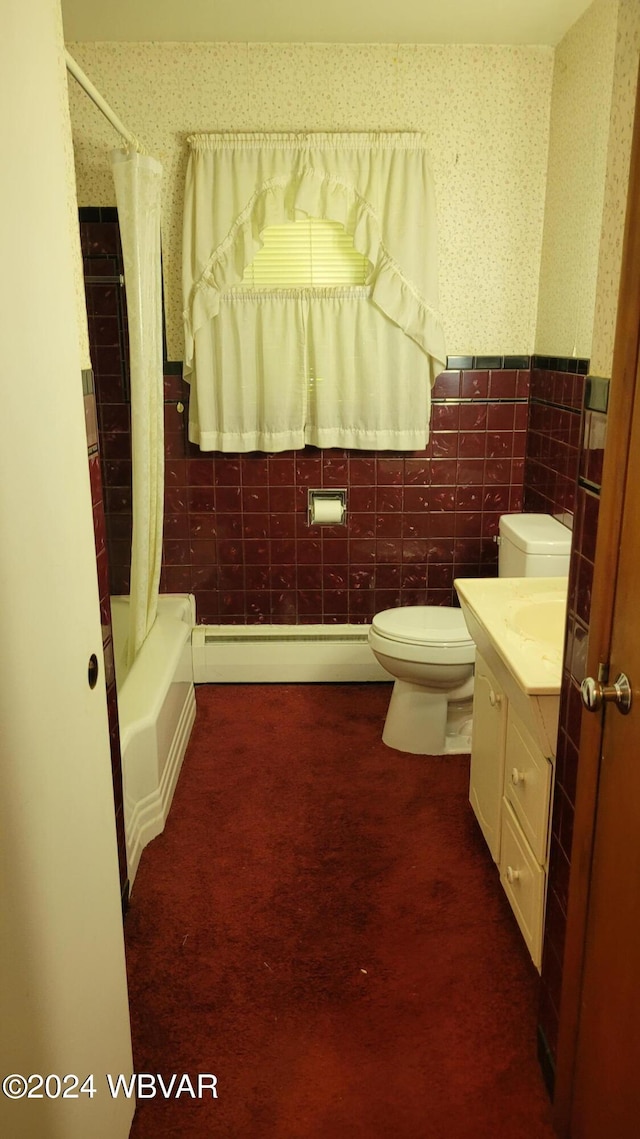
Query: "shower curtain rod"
65 49 144 153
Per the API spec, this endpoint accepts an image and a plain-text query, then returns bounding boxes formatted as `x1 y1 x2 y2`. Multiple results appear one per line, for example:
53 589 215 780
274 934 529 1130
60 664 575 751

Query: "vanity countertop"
454 576 568 696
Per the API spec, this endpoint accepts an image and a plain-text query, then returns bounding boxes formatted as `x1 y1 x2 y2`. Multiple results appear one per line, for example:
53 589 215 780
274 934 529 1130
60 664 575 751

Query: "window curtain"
112 150 164 665
182 133 447 452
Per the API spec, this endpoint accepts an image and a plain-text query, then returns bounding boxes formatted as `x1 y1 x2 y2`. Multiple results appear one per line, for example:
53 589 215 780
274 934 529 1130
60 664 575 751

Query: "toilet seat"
369 606 476 667
371 606 474 647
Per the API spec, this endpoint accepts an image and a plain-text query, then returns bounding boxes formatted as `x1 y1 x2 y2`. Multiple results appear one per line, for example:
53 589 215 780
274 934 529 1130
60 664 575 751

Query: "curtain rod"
65 49 144 153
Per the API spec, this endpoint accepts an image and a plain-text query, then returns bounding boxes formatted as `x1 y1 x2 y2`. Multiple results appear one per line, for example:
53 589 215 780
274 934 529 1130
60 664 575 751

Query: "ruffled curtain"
182 133 446 452
112 150 164 665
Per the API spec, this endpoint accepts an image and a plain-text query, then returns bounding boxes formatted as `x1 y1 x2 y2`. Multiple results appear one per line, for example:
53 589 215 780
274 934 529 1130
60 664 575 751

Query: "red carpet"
125 683 556 1138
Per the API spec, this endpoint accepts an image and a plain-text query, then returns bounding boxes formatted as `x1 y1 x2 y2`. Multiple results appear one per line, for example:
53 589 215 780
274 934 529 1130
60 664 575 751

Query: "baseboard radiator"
192 624 390 683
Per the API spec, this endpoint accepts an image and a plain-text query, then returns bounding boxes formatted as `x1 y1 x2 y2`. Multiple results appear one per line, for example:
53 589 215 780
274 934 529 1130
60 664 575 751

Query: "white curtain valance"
182 132 447 452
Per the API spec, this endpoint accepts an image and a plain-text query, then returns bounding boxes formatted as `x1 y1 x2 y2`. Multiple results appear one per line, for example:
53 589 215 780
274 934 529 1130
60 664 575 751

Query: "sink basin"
508 597 567 647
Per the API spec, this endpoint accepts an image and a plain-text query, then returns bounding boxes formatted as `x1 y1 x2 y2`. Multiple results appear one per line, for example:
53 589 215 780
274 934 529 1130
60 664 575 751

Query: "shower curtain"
112 150 164 665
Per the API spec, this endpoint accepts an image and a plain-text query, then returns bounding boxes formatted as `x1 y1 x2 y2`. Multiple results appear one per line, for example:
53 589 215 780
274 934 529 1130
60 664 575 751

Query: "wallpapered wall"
535 0 618 361
67 42 553 362
590 0 640 378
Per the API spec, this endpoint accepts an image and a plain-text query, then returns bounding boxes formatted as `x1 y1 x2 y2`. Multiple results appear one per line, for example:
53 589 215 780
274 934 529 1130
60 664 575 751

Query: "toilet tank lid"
499 513 571 554
371 605 474 647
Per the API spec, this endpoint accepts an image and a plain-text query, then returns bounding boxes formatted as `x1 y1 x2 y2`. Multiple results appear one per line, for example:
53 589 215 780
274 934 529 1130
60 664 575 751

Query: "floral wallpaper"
66 42 553 362
535 0 618 360
590 0 640 378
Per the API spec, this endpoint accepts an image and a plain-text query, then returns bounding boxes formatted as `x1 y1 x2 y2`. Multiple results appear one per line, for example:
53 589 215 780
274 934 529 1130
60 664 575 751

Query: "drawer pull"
511 767 526 786
506 865 521 884
489 689 502 708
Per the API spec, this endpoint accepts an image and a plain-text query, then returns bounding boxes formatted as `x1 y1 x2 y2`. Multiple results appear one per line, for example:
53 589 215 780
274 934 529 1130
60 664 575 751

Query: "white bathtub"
111 594 196 888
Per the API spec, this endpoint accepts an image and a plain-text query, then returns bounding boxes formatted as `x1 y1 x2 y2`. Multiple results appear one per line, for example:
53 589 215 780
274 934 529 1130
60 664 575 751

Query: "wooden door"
569 351 640 1137
553 61 640 1139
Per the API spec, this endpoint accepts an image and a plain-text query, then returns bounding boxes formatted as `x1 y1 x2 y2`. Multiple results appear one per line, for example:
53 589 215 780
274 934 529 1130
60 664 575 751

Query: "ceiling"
61 0 594 47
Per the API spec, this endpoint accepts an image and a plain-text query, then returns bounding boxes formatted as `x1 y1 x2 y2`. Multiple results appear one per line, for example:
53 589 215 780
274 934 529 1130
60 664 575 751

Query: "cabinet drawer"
504 706 553 865
499 800 545 971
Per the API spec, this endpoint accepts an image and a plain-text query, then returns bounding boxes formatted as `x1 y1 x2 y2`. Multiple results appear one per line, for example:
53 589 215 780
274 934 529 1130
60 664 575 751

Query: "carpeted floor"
125 683 556 1138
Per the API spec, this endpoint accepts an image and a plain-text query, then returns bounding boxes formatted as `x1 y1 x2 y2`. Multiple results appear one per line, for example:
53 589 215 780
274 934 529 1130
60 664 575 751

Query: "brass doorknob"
580 673 632 714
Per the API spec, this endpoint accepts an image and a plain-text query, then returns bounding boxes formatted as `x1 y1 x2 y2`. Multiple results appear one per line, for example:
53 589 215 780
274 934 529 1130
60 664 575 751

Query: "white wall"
0 2 134 1136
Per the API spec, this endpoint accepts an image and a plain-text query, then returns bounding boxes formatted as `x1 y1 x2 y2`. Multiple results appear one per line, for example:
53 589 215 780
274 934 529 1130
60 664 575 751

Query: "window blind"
238 218 370 288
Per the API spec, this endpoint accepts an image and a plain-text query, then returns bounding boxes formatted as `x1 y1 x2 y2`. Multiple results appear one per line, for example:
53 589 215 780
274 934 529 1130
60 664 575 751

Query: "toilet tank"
499 513 571 577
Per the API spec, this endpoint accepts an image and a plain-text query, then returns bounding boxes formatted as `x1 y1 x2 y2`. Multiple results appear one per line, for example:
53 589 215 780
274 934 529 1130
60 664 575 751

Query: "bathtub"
111 594 196 888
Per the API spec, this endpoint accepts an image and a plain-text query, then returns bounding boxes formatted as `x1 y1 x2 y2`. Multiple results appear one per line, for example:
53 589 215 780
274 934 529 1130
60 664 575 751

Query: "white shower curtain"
112 150 164 665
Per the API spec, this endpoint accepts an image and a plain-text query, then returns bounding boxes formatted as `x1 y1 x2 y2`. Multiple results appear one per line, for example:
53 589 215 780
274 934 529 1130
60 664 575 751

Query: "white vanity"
454 577 568 970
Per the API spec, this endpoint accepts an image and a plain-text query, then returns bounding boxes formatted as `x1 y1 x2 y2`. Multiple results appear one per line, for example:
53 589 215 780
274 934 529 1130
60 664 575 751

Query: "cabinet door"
500 800 546 970
469 653 508 861
504 705 554 865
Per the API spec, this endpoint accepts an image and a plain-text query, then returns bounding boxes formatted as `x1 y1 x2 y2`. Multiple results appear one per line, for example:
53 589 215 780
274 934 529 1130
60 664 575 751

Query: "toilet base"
382 678 473 756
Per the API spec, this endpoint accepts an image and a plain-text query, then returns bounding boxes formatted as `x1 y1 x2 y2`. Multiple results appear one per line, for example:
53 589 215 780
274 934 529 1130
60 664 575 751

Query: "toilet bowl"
368 606 476 755
369 513 572 756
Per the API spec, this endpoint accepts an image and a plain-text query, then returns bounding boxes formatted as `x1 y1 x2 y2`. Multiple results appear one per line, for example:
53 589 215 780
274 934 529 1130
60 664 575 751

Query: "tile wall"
83 365 129 912
535 374 608 1095
523 359 588 520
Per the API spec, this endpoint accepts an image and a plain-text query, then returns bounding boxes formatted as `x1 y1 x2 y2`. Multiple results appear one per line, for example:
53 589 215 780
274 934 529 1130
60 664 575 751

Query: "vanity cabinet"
469 654 507 862
469 651 555 970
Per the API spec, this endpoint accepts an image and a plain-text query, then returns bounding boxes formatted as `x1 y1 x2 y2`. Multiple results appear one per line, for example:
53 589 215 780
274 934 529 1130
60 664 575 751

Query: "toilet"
368 512 572 755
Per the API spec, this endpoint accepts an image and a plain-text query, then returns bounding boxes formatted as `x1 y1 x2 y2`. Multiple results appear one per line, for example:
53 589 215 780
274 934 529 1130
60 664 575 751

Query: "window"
238 218 370 289
183 132 446 452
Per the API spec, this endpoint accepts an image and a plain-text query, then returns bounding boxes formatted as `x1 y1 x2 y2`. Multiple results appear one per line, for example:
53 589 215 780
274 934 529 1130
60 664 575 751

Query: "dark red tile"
349 485 376 512
458 432 485 458
268 457 295 485
404 459 430 484
455 512 482 537
376 564 401 588
487 403 516 431
432 432 459 458
456 459 484 485
423 512 453 537
164 513 190 539
488 370 517 398
242 486 269 512
376 540 402 563
189 513 217 540
272 513 299 539
376 486 403 512
165 485 189 512
298 564 323 590
323 538 349 563
432 370 461 398
349 458 376 484
348 514 376 539
376 458 404 484
214 458 241 485
163 539 190 565
270 565 297 590
215 486 242 512
186 486 214 512
243 513 270 539
459 403 488 430
430 459 458 485
323 590 349 616
323 564 349 589
460 370 489 399
401 539 428 563
187 459 215 485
